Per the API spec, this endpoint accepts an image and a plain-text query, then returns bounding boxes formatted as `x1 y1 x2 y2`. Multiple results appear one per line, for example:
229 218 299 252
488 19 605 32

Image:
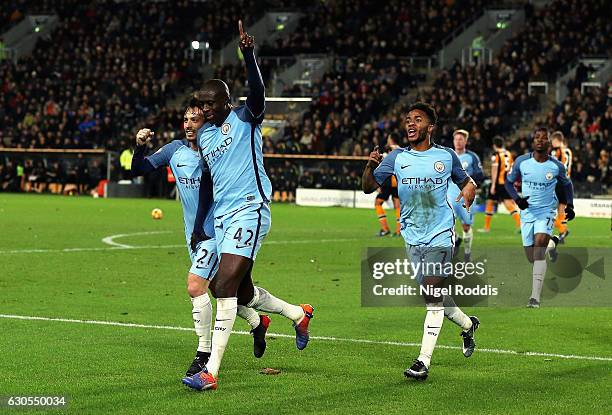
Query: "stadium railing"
262 153 367 203
0 148 114 195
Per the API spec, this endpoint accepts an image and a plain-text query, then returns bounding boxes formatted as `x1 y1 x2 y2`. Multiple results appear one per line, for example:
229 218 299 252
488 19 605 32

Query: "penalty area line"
1 314 611 362
101 231 172 248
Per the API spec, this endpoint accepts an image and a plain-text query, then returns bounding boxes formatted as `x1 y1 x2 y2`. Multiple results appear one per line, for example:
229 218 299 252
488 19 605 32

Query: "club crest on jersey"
462 161 469 169
221 123 231 135
545 172 554 180
434 161 445 173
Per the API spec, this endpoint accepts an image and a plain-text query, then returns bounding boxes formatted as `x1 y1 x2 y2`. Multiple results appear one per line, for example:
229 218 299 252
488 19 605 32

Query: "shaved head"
192 79 232 126
202 79 230 100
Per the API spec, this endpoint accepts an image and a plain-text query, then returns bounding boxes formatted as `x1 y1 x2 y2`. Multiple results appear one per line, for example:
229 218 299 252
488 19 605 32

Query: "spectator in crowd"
1 0 609 198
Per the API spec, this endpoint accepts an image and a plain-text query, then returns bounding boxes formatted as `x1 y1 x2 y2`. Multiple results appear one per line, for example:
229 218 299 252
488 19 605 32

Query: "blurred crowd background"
1 0 610 199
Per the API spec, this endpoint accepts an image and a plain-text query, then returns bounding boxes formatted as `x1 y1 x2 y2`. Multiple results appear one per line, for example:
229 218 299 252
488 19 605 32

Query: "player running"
131 105 270 377
183 21 313 391
447 129 484 261
505 127 575 308
480 136 521 233
362 102 480 381
551 131 572 243
374 133 401 237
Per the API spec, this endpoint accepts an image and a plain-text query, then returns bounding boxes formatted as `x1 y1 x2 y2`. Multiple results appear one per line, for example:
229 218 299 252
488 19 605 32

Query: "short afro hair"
407 102 438 126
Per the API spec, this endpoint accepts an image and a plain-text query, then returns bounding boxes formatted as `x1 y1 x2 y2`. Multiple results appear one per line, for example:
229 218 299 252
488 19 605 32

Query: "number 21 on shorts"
195 248 216 270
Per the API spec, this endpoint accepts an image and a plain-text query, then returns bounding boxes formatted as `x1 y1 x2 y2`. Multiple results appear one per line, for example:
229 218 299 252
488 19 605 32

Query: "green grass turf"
0 193 610 414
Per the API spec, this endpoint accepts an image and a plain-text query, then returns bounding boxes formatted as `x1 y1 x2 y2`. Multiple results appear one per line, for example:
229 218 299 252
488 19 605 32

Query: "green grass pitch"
0 193 610 414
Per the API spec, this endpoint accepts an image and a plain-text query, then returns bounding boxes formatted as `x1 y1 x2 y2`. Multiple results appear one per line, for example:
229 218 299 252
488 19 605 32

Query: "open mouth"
407 128 417 139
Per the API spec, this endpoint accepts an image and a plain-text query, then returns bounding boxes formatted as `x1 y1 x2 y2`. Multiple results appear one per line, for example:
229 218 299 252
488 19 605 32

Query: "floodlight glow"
191 40 200 50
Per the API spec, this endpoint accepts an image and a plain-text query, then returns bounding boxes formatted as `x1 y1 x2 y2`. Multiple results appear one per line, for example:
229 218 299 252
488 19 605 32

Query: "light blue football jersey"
197 105 272 218
147 139 215 242
447 150 483 200
506 153 570 222
374 144 470 247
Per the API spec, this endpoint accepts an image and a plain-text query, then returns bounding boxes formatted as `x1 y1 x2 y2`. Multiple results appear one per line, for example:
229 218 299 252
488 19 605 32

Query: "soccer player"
505 127 575 308
374 133 401 237
480 136 520 233
362 102 480 380
447 129 484 261
551 131 572 243
130 104 270 377
183 21 313 391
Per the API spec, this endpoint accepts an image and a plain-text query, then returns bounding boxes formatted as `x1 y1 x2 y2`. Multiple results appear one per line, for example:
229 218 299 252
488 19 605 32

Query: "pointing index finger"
238 20 244 37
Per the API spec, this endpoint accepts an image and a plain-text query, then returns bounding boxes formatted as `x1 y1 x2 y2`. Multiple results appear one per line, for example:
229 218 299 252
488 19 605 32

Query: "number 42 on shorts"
233 227 255 249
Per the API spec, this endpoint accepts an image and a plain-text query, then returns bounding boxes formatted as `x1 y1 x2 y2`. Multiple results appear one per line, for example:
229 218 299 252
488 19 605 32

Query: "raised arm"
362 146 384 193
239 20 265 118
131 128 157 176
363 147 402 194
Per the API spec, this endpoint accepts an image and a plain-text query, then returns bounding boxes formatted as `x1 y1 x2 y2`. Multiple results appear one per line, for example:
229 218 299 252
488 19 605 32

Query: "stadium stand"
418 0 611 145
497 0 610 82
507 80 611 195
0 0 610 198
258 0 490 59
0 0 299 151
544 82 610 194
1 0 28 33
2 1 198 151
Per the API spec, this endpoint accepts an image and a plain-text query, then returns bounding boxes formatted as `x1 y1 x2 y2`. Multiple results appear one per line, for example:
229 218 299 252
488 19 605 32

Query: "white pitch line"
0 238 364 255
1 314 610 362
0 245 184 254
101 231 172 248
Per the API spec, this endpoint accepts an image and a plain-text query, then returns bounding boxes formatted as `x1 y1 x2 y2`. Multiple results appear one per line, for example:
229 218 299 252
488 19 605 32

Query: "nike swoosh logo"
177 163 193 167
401 165 410 169
426 326 441 329
215 319 231 322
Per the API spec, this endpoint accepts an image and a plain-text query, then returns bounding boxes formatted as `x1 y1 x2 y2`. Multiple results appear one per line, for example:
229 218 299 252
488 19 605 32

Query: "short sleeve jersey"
147 140 215 242
506 153 571 222
197 105 272 218
374 144 470 246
